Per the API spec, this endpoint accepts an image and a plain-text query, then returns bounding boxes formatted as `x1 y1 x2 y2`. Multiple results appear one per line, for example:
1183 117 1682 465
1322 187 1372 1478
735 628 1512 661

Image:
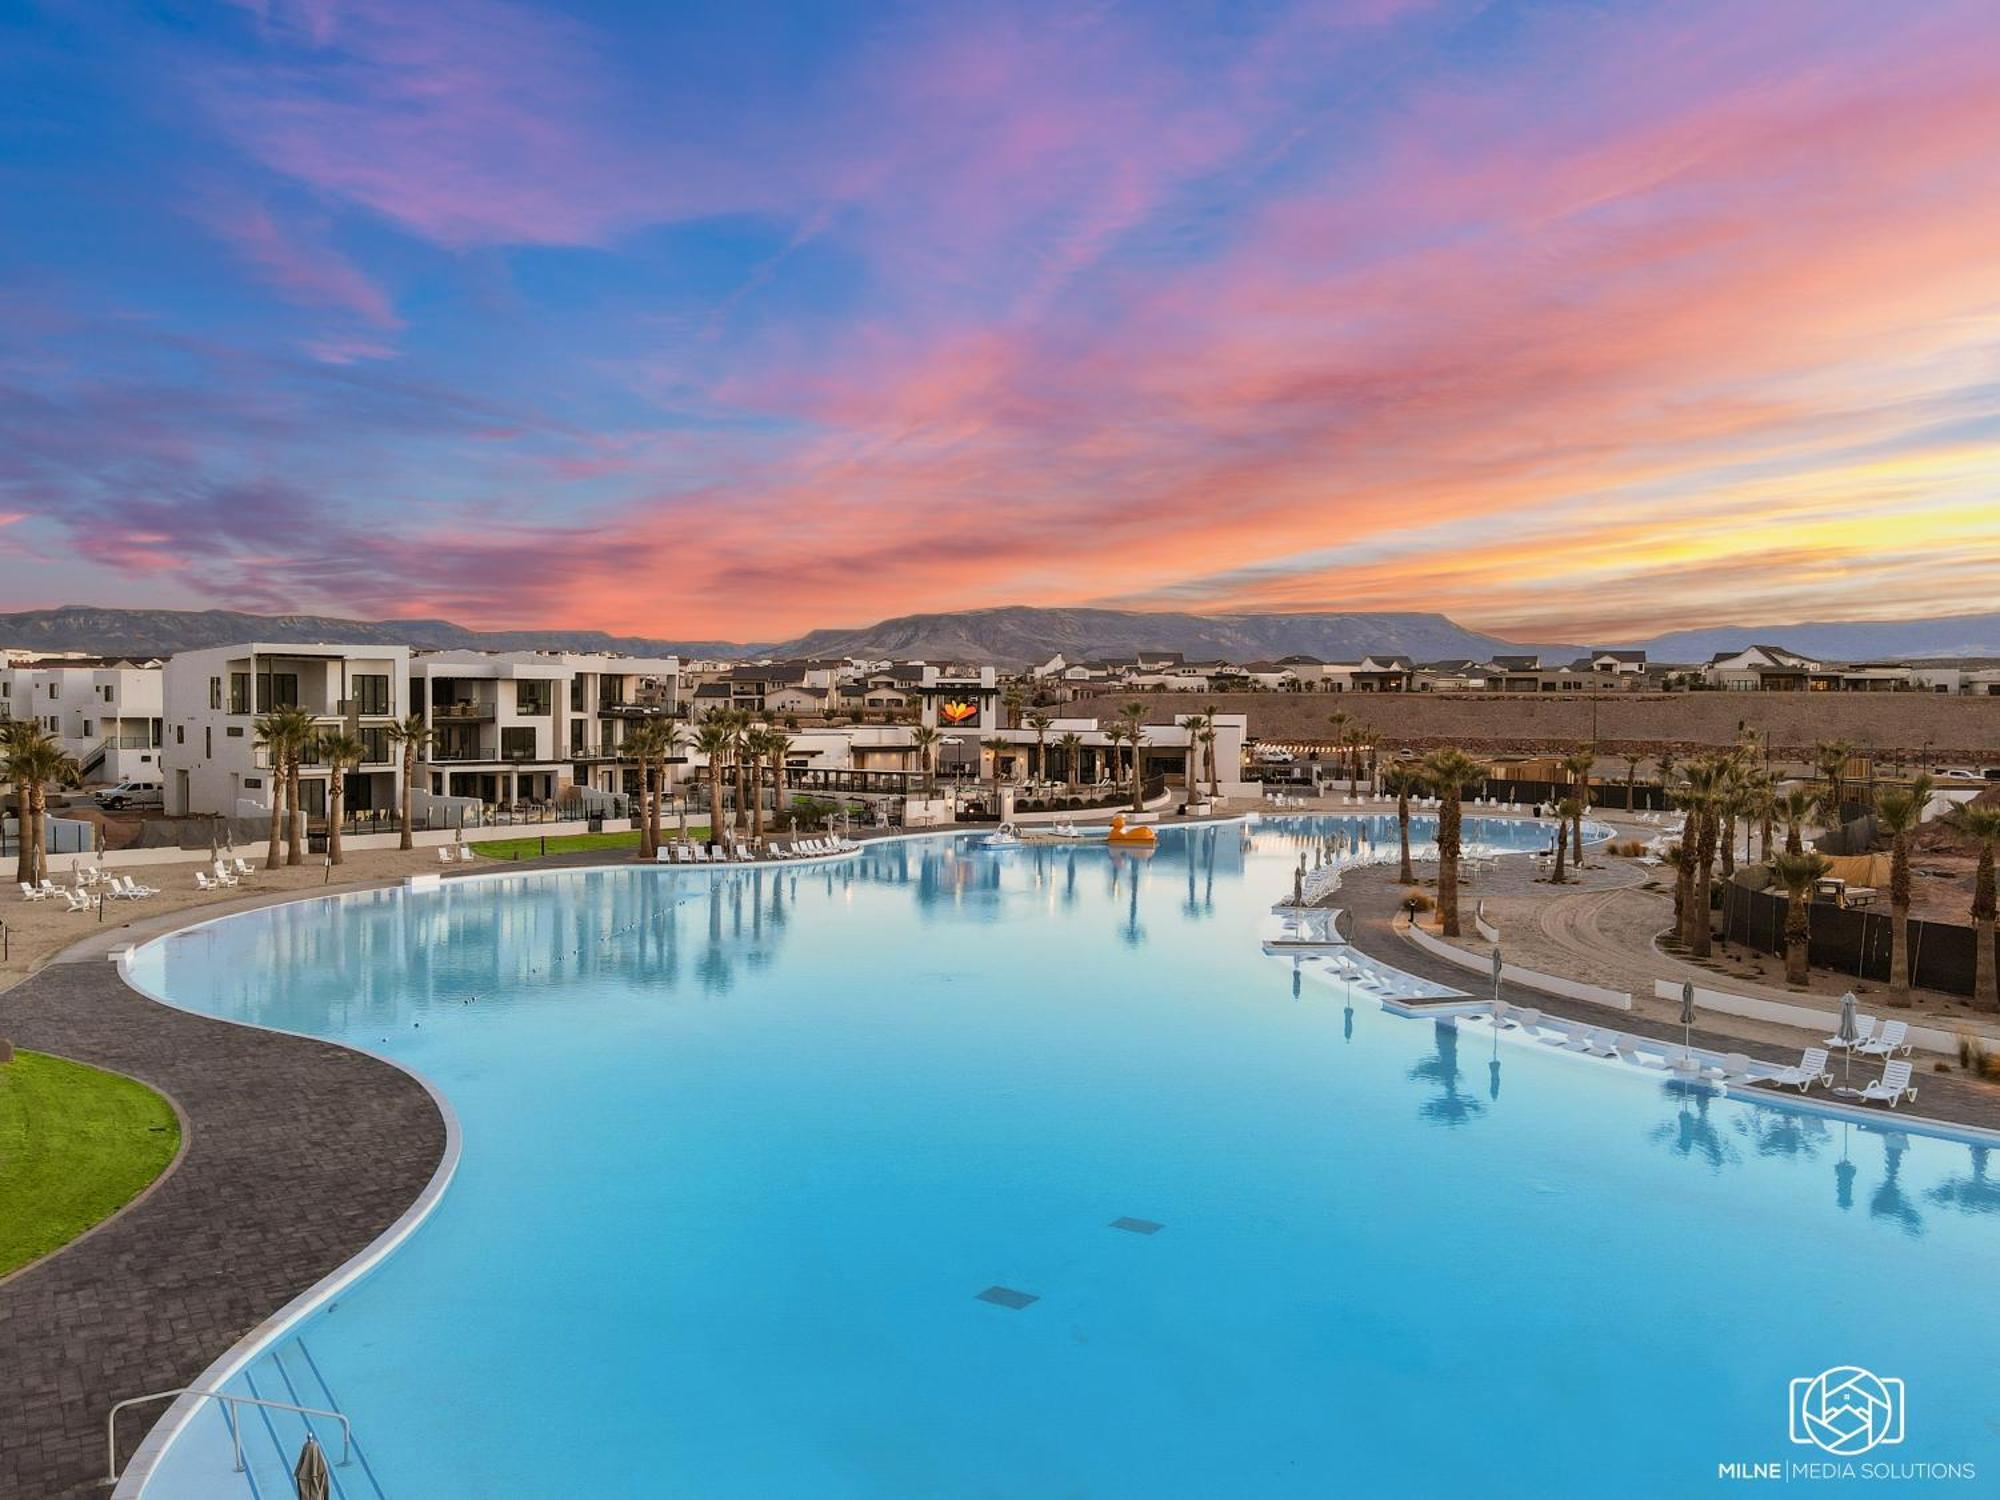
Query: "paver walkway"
0 947 446 1498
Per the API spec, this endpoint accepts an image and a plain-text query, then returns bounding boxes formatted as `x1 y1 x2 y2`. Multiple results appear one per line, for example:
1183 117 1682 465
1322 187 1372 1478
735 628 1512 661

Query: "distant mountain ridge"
0 606 756 660
6 603 1997 668
777 607 1584 664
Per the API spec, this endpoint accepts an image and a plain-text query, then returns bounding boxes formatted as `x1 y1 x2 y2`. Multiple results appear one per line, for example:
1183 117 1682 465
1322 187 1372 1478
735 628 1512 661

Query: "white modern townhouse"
160 643 411 820
412 651 680 817
0 656 165 783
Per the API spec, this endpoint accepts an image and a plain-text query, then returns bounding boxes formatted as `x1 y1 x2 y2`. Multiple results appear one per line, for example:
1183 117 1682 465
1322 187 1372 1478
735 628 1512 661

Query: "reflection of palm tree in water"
1649 1086 1740 1171
1734 1109 1829 1160
698 882 734 993
1408 1020 1484 1127
1869 1133 1924 1237
1119 854 1145 947
1924 1145 2000 1216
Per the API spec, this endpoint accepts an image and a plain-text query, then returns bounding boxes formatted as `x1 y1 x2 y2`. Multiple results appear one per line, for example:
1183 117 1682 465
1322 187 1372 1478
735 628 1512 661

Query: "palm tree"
1420 747 1483 937
1619 752 1640 812
1950 803 2000 1012
1874 775 1934 1004
1024 712 1052 784
1560 747 1595 864
1772 850 1833 987
1099 722 1127 796
1776 783 1815 856
911 725 941 795
739 725 765 844
1002 682 1025 729
252 713 291 869
272 705 317 866
981 736 1010 809
694 719 733 849
318 731 364 866
384 713 432 850
758 728 793 841
656 719 689 845
625 721 662 859
1056 732 1084 793
4 720 54 884
1816 739 1856 822
1120 703 1149 811
1552 797 1581 883
3 723 74 885
728 711 752 835
1326 710 1351 784
1198 718 1219 798
1716 765 1752 880
1383 761 1423 883
1675 756 1726 957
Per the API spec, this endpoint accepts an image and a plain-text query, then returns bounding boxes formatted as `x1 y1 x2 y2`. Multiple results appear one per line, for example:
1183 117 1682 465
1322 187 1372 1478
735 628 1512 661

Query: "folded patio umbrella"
293 1434 330 1500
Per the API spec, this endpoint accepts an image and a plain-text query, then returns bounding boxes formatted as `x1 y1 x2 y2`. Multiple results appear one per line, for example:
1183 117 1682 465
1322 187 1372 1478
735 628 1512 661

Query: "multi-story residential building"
413 651 680 810
161 643 411 819
0 657 164 783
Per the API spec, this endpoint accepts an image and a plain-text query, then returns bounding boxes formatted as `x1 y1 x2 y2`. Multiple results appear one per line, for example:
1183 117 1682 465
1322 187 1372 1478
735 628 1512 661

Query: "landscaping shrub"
1401 888 1434 914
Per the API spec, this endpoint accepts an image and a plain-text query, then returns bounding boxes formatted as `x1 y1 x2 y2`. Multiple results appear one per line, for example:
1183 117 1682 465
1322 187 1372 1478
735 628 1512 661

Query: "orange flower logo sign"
940 699 979 725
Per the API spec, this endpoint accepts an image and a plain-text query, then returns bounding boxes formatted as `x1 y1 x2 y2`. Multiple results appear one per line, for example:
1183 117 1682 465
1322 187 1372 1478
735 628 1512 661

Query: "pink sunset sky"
1 0 1996 642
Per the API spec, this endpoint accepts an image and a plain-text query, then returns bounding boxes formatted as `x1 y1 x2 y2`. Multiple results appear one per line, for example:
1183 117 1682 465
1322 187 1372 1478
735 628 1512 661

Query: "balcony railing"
432 703 497 722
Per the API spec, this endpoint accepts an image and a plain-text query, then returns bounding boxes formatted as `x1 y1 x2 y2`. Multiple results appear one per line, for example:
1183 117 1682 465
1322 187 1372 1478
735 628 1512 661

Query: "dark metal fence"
1719 883 1991 997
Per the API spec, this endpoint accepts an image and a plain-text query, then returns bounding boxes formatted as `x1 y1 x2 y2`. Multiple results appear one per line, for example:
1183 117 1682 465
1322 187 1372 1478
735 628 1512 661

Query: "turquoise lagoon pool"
125 817 2000 1496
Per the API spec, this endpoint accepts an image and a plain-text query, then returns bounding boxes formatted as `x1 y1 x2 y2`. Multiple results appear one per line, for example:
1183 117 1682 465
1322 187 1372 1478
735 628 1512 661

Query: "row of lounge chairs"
194 859 255 891
1490 1005 1920 1108
656 836 861 865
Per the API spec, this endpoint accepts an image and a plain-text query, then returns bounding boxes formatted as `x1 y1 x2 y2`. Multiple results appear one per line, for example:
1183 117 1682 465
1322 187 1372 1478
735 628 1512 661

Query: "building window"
226 725 244 738
209 676 223 710
230 673 250 714
570 677 586 711
47 683 59 699
257 672 299 710
501 726 537 760
175 725 184 745
359 726 390 764
245 776 263 790
352 673 391 716
101 684 114 702
204 727 212 758
81 719 92 738
516 681 551 716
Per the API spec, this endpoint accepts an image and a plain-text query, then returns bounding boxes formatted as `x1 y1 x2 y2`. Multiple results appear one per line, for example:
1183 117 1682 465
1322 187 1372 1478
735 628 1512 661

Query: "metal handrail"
106 1386 352 1484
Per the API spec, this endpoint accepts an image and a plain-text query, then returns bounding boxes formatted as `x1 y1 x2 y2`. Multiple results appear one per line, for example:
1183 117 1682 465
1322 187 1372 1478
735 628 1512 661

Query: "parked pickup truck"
94 780 164 811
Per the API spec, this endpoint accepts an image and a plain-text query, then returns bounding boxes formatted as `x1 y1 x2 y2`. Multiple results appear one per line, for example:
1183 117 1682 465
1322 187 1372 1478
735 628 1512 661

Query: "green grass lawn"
0 1050 181 1277
469 827 711 860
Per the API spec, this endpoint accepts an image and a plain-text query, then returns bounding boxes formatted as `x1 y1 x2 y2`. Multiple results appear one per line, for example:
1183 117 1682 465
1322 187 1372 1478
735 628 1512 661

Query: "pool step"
221 1339 390 1500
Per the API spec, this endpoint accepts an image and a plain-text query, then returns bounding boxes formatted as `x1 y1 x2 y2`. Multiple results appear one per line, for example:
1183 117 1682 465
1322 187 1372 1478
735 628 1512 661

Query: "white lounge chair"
1499 1006 1543 1036
1583 1029 1622 1058
122 875 159 898
212 862 239 886
1718 1053 1759 1085
195 872 217 891
1615 1037 1667 1069
1826 1016 1876 1051
438 847 457 864
20 882 48 901
38 879 61 895
233 857 253 876
1858 1060 1917 1108
63 888 93 912
1857 1020 1912 1058
1763 1047 1832 1092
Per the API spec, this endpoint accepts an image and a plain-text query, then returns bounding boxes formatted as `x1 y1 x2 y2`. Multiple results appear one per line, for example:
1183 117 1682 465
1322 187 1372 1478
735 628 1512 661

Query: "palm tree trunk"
654 757 668 849
638 766 656 859
329 770 345 865
750 755 764 842
28 782 47 884
1438 791 1462 937
15 780 35 884
1692 814 1716 958
733 755 748 834
1785 895 1810 986
1890 903 1910 1004
1397 796 1413 884
399 744 416 850
285 755 302 865
1552 833 1567 884
708 773 724 851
